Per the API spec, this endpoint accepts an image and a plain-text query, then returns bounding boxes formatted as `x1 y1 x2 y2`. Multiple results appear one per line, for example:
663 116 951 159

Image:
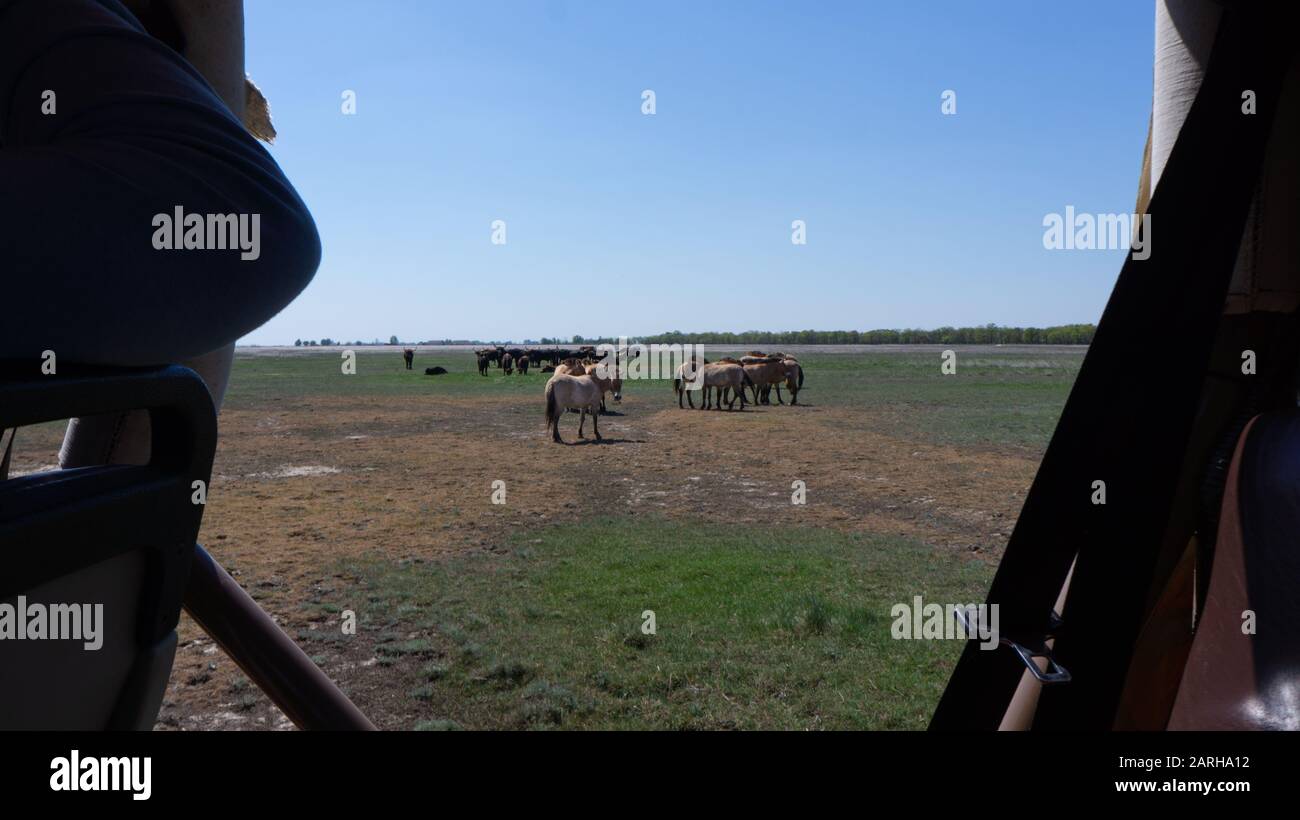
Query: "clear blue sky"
242 0 1153 344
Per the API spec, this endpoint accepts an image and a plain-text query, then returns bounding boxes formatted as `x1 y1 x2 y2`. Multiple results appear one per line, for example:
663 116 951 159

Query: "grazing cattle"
424 366 447 375
544 374 603 443
502 352 514 375
477 353 490 376
698 362 752 410
517 355 530 375
402 348 414 370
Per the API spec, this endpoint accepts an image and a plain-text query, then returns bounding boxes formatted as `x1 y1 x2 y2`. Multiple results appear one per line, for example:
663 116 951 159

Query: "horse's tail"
742 370 754 388
672 376 681 394
798 366 804 388
545 381 557 430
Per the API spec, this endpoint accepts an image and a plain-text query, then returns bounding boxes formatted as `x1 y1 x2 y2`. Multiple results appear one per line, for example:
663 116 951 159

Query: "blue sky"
243 0 1153 344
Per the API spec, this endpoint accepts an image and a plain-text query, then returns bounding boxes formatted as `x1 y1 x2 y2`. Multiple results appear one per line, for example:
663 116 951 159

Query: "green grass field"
226 345 1082 448
13 345 1085 729
316 519 993 730
224 344 1084 729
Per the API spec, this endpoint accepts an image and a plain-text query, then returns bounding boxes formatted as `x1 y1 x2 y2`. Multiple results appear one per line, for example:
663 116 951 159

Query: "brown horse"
698 362 752 410
584 356 623 412
672 358 707 408
554 359 586 377
502 352 514 375
544 374 603 443
742 356 787 405
402 348 414 370
781 356 804 404
517 355 530 375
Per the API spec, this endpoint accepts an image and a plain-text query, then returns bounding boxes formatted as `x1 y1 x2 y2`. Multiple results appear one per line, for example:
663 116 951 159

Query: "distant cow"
474 347 501 367
403 348 414 370
424 366 447 375
517 355 530 375
502 352 514 375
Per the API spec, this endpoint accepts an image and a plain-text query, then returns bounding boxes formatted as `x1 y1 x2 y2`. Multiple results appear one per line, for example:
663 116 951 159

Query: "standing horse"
502 352 514 375
544 374 603 443
585 357 623 412
672 358 707 409
741 356 787 405
402 348 414 370
477 353 490 375
555 359 586 377
517 355 530 375
699 362 752 410
781 357 803 405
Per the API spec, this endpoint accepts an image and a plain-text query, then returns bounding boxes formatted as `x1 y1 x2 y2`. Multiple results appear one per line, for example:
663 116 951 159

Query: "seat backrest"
0 364 216 730
1170 410 1300 729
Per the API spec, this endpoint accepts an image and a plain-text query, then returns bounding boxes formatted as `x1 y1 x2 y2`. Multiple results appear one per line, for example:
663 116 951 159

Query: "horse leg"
775 384 784 404
578 408 586 439
592 406 602 440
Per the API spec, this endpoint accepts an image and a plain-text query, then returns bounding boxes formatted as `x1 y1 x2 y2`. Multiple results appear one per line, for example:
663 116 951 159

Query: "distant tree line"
288 324 1095 347
292 336 486 346
591 324 1096 346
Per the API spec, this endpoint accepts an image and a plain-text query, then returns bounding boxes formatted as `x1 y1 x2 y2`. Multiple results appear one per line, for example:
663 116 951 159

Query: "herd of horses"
400 345 805 443
545 351 805 444
671 352 804 411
